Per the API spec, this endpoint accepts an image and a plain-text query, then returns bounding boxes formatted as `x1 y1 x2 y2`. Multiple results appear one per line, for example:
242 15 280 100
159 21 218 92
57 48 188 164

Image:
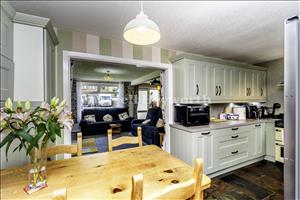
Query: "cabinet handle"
275 129 282 131
201 132 210 135
246 88 249 96
232 127 239 131
250 88 251 96
255 124 261 127
196 84 199 95
261 88 263 96
231 135 239 138
219 86 221 96
216 86 219 96
231 150 239 154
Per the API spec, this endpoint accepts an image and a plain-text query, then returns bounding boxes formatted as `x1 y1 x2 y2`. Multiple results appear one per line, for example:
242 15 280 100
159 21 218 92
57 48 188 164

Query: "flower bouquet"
0 97 73 193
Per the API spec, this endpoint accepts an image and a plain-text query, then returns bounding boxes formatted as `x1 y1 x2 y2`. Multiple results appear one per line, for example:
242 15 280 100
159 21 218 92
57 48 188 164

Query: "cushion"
118 112 129 120
156 118 165 128
84 115 96 123
103 114 113 122
142 119 151 124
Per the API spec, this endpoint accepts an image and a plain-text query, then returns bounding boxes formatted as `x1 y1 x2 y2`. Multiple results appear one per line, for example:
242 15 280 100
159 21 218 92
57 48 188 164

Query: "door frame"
62 50 173 156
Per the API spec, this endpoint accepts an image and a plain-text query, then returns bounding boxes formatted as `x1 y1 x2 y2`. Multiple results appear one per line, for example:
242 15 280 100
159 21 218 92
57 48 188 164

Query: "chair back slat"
131 158 204 200
131 174 143 200
52 188 67 200
108 127 142 152
47 132 82 158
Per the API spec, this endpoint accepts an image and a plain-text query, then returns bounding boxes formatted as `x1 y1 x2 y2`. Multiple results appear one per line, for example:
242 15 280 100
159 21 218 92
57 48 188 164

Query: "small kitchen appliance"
233 107 246 120
174 104 210 126
246 105 258 119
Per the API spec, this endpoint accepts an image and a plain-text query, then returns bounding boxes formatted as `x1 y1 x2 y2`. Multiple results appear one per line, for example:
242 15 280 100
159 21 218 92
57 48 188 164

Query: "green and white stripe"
57 29 176 64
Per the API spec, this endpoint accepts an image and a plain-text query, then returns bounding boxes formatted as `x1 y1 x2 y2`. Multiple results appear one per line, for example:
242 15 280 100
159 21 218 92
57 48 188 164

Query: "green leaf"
26 130 44 155
15 129 33 144
47 120 60 142
0 133 15 148
5 138 14 161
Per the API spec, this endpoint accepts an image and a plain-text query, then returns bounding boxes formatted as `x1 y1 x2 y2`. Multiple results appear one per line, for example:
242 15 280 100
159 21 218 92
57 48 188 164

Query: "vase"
27 141 48 190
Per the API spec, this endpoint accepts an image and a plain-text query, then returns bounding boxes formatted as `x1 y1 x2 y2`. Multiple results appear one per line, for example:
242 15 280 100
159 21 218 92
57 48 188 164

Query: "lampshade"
123 11 160 45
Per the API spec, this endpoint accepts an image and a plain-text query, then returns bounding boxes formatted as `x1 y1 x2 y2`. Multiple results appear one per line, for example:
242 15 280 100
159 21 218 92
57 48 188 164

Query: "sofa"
131 107 165 147
79 108 134 136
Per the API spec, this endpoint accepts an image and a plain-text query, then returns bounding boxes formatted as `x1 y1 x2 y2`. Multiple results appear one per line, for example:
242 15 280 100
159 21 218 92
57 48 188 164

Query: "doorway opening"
62 51 172 157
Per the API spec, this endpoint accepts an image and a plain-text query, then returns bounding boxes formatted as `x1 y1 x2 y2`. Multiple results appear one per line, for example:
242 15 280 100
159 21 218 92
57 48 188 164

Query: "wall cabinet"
170 122 274 176
13 13 58 102
0 1 15 103
172 55 267 103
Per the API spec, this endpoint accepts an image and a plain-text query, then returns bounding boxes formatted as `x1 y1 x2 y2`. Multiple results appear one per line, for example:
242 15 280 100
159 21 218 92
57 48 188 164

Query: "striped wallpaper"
55 29 179 100
57 29 178 64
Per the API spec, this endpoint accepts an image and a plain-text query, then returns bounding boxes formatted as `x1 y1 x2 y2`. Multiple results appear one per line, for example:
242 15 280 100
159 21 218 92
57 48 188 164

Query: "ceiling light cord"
140 0 144 13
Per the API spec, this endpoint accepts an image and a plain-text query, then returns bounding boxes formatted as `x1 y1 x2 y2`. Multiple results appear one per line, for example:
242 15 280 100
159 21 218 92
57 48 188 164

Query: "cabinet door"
211 65 225 100
238 70 247 99
265 122 275 161
251 123 266 157
245 70 254 98
197 133 215 174
195 61 210 100
257 71 267 100
231 68 240 100
185 60 197 100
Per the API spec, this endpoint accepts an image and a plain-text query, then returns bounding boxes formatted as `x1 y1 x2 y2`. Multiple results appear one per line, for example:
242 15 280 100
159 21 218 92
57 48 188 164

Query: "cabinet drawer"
216 131 249 147
217 142 249 167
214 125 251 147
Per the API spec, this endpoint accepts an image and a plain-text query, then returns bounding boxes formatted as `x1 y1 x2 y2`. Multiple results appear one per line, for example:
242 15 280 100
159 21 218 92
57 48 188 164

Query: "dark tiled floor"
205 161 283 200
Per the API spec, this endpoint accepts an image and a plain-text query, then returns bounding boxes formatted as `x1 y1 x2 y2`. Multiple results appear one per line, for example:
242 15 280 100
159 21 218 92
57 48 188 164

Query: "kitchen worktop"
170 119 275 133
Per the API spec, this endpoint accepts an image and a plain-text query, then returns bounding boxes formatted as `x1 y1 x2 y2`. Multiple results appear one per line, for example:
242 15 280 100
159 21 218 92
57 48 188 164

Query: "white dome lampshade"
123 11 160 45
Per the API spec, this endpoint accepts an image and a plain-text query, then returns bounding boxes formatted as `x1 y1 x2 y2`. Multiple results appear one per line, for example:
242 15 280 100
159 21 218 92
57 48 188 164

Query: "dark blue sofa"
131 108 165 147
79 108 134 136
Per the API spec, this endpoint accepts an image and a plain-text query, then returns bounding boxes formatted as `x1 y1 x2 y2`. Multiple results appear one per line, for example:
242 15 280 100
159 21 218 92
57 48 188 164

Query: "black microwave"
174 104 210 126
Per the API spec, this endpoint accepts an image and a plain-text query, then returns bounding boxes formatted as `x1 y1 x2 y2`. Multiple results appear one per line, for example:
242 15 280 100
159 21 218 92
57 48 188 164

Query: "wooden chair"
131 158 204 200
52 188 67 200
107 127 142 152
47 132 82 158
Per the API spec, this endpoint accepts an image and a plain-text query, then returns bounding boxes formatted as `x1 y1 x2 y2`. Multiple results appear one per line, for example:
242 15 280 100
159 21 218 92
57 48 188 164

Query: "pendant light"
123 1 160 45
104 71 113 81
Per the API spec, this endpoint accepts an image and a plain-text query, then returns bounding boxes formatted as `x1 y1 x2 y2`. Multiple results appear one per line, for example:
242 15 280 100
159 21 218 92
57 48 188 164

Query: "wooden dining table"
1 145 211 199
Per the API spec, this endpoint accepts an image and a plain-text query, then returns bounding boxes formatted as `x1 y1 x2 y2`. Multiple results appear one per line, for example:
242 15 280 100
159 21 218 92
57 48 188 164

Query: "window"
80 82 119 108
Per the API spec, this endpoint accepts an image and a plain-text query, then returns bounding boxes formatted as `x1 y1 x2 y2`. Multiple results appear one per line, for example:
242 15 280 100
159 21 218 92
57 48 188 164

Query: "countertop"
170 119 275 133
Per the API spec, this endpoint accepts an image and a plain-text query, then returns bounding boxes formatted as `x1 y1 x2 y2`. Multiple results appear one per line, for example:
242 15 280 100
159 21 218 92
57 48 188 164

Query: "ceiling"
72 59 159 82
10 1 298 64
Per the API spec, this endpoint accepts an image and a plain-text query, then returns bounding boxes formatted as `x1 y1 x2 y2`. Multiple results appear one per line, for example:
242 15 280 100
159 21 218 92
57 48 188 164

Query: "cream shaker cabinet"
13 12 58 103
170 122 273 177
172 54 267 103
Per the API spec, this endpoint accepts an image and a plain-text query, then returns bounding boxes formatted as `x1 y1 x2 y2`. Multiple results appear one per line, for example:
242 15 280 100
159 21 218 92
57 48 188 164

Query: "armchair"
131 107 165 147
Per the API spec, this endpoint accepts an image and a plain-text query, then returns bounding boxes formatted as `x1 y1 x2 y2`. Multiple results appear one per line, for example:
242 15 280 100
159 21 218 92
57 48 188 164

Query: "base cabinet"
196 132 215 174
171 122 273 176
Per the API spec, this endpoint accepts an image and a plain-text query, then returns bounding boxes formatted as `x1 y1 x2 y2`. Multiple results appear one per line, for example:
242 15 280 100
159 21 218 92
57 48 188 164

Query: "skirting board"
264 155 275 163
207 157 265 178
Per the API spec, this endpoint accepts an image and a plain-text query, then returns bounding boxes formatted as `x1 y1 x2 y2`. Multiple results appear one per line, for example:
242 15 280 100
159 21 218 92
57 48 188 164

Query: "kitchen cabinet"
197 131 215 174
172 54 267 103
265 122 275 162
13 12 58 102
0 1 15 103
170 121 273 177
251 123 266 158
173 59 211 102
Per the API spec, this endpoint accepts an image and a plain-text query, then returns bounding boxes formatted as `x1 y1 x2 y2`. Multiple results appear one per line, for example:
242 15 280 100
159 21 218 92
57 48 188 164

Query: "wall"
55 29 179 100
259 58 284 113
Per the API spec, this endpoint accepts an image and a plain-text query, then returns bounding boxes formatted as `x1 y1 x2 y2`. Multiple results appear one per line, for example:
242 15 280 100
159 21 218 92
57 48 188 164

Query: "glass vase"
27 142 48 190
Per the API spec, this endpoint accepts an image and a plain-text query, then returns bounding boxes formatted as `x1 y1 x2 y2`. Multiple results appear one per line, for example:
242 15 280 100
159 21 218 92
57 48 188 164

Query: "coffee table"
110 123 122 134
